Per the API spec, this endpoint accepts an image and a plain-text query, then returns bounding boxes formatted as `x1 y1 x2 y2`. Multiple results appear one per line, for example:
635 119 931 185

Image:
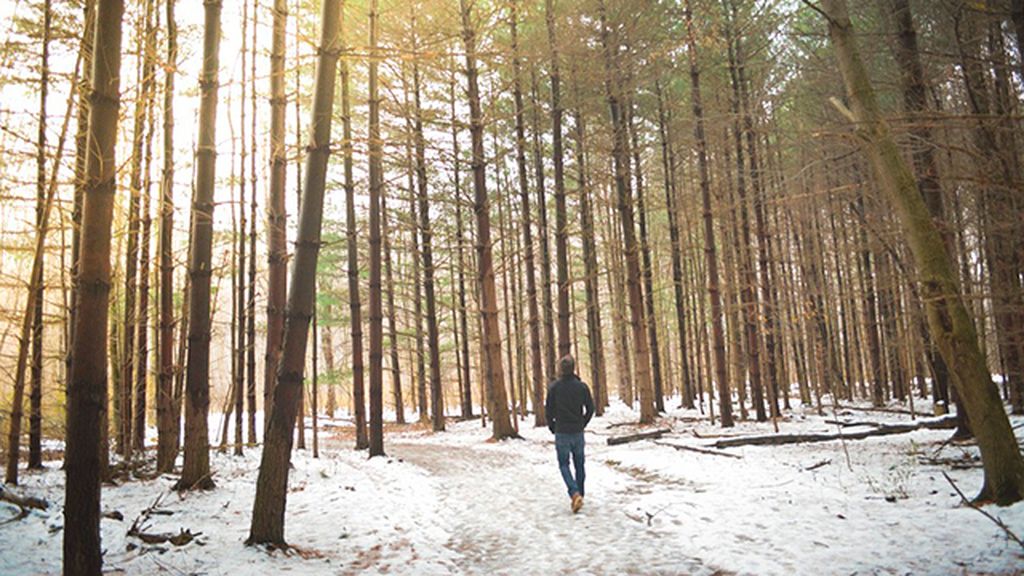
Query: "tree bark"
156 0 177 473
530 70 557 383
134 0 156 452
956 4 1024 414
63 0 123 571
338 8 367 449
544 0 572 359
628 105 665 414
248 0 343 545
571 75 606 417
656 81 694 410
27 0 52 471
460 0 517 440
450 62 473 419
882 0 954 413
509 0 545 426
684 0 732 426
598 0 656 424
382 188 404 424
247 0 259 445
817 0 1024 505
367 0 386 455
409 12 443 433
177 0 222 491
264 0 288 432
234 0 249 457
119 2 152 460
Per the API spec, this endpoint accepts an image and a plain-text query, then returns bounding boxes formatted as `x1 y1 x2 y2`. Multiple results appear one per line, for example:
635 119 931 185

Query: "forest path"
386 433 720 576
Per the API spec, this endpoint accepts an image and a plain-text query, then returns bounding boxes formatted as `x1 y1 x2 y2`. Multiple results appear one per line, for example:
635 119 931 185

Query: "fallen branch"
921 456 982 470
942 472 1024 551
0 484 48 522
837 404 915 416
711 416 956 449
803 459 832 471
607 428 673 446
824 419 885 428
653 440 743 459
126 494 199 547
691 430 746 440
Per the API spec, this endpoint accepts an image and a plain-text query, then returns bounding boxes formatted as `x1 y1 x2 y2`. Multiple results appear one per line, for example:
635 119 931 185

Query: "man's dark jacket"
545 374 595 434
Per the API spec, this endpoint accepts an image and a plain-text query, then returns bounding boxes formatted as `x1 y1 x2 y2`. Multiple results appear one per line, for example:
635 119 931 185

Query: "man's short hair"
558 354 575 378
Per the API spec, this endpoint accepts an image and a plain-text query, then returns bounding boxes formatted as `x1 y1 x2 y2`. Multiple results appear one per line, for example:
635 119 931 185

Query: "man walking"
545 354 594 513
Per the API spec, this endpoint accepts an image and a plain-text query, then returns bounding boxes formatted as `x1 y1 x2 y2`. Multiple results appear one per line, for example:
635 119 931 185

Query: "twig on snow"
942 472 1024 551
653 440 743 459
803 459 832 472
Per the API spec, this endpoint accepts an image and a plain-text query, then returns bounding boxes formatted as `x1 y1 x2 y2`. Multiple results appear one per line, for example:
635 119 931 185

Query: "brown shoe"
571 493 584 513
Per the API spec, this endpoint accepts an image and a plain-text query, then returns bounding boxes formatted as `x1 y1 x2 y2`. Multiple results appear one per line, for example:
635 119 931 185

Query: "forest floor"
1 399 1023 575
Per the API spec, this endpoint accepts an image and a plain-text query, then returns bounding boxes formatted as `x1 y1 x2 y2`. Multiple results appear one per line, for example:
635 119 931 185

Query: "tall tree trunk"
120 3 151 460
64 0 123 571
955 4 1024 413
605 188 633 406
408 11 443 433
544 0 571 358
367 0 385 455
405 92 427 424
234 0 249 457
629 105 665 413
509 0 545 426
312 311 319 458
881 0 954 413
530 70 557 382
731 0 779 418
264 0 288 431
8 0 70 484
855 191 886 407
156 0 177 473
134 0 156 451
598 0 655 424
27 0 52 472
723 9 765 421
248 0 259 445
382 188 404 424
177 0 223 491
322 321 336 418
572 79 606 416
172 211 192 458
460 0 516 440
684 0 732 426
249 0 343 545
339 8 367 449
450 63 473 418
68 0 96 425
656 81 694 410
818 0 1024 505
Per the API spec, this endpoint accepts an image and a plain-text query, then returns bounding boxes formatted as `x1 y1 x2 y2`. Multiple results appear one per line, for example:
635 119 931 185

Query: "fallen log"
0 485 49 523
837 404 915 416
711 416 957 449
824 419 886 428
607 428 672 446
653 440 743 459
129 527 200 546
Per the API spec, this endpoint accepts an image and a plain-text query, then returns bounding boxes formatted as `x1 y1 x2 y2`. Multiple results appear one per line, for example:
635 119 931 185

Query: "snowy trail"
389 435 722 576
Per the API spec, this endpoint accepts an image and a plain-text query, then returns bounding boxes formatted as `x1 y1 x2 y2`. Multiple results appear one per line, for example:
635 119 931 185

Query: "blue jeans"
555 432 585 498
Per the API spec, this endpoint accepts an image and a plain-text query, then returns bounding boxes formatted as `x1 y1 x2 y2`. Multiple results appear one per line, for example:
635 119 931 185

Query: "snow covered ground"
2 400 1022 575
